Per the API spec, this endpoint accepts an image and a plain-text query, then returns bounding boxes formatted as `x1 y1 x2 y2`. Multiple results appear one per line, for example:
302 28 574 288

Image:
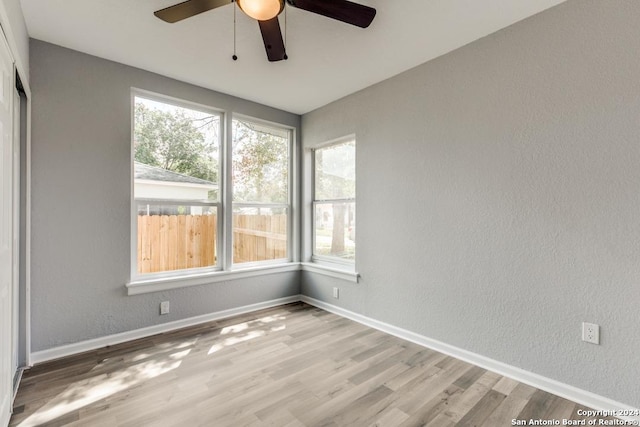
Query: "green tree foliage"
232 120 288 203
134 102 218 182
315 141 355 200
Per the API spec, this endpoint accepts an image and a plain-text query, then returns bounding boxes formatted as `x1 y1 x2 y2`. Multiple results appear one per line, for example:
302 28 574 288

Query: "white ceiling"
20 0 566 114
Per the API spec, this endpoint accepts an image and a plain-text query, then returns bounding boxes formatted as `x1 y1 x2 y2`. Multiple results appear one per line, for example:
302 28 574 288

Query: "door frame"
0 4 33 409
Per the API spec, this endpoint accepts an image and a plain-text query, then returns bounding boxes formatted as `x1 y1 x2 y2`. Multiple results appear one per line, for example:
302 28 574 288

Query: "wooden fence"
137 214 287 274
233 214 287 264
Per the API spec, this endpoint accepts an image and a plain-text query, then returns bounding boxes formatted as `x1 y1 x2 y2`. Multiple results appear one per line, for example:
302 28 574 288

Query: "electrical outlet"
332 287 339 299
160 301 170 315
582 322 599 345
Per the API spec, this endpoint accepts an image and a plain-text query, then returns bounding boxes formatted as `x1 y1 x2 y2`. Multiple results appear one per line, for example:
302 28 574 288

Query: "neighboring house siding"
133 161 217 204
135 181 212 201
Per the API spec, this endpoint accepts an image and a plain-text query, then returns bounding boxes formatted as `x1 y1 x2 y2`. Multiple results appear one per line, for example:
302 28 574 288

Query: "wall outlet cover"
582 322 600 345
160 301 170 315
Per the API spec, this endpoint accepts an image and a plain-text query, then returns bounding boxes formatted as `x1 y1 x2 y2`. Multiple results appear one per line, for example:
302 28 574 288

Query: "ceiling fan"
154 0 376 62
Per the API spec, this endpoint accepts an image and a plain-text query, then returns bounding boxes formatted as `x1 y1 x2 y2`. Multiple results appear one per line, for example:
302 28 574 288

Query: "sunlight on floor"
208 314 288 355
220 322 249 335
220 315 284 335
17 349 190 427
208 330 265 355
16 313 291 426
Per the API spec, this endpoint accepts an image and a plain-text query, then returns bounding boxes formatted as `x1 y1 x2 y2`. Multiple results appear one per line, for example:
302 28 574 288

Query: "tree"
232 119 288 203
134 103 218 183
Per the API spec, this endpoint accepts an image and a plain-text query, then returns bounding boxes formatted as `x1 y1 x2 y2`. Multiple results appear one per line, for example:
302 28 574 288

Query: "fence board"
167 215 178 272
232 214 287 264
185 215 195 269
176 215 187 270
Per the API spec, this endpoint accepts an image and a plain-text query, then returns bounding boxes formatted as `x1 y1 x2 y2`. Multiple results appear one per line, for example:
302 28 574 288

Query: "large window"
133 94 221 276
131 92 293 281
313 139 355 262
232 118 290 265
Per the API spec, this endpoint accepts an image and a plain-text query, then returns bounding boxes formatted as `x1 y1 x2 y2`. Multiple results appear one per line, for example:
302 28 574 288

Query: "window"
232 117 291 265
133 94 221 276
130 92 295 285
313 139 355 262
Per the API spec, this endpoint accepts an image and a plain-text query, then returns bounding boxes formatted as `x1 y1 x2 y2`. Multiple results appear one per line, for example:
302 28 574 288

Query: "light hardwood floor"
10 303 614 426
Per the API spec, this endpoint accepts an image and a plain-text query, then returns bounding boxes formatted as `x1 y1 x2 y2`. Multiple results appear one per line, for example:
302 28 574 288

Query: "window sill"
300 262 360 283
126 263 300 295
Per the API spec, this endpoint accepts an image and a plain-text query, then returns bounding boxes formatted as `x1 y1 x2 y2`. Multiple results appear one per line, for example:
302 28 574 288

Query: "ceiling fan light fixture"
154 0 376 62
237 0 284 21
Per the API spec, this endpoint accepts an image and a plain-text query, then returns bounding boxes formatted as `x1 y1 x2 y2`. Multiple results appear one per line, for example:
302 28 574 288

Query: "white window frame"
129 90 224 284
229 114 294 269
127 90 299 294
306 136 358 281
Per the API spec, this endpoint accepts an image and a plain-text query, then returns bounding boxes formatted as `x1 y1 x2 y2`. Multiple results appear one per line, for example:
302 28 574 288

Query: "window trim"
129 90 298 289
130 89 226 283
300 262 359 283
310 137 356 267
230 114 296 268
127 263 301 295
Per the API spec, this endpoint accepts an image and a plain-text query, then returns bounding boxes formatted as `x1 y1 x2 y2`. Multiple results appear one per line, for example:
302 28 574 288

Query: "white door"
0 33 15 427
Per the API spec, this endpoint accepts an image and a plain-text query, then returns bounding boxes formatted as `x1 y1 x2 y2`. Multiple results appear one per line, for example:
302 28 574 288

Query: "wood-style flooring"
10 302 614 426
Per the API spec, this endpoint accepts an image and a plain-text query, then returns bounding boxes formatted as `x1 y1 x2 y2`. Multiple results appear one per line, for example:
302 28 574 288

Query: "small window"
133 94 221 276
313 139 355 262
232 117 291 265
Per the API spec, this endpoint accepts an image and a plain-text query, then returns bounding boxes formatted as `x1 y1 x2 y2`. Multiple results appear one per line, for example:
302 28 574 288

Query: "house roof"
134 162 216 187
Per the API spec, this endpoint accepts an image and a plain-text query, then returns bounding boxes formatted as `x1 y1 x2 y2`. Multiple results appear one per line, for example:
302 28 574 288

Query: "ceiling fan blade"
287 0 376 28
258 18 286 62
154 0 231 23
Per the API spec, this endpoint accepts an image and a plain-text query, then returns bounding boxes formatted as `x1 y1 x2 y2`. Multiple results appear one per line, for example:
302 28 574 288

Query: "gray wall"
30 40 300 352
302 0 640 408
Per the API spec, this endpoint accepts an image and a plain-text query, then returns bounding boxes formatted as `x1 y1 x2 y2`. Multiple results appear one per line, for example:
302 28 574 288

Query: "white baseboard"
30 295 301 365
300 296 640 423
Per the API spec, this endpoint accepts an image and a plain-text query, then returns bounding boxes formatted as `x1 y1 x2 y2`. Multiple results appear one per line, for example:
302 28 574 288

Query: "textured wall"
30 40 301 352
302 0 640 408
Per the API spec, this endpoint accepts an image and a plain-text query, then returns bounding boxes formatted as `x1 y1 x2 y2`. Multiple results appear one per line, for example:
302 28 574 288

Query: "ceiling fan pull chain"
232 0 238 60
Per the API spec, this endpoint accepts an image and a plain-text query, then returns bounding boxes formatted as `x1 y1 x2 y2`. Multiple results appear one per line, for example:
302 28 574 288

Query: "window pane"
315 141 355 201
137 205 217 274
233 207 288 264
232 119 289 203
314 202 355 260
134 96 220 202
